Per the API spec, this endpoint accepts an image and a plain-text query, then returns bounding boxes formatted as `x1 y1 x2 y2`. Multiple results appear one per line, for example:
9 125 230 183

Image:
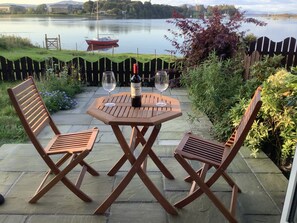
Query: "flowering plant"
40 90 77 113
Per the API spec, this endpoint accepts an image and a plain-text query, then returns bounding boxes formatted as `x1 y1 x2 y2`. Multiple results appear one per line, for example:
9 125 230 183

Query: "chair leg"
29 151 93 203
79 159 100 176
174 153 238 223
174 153 208 208
221 171 241 193
189 164 209 194
184 164 211 182
184 167 203 182
29 172 92 203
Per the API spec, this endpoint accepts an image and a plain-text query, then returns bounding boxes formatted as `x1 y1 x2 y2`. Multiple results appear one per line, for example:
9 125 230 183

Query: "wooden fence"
247 36 297 68
243 51 262 80
1 37 296 84
0 56 182 87
244 36 297 79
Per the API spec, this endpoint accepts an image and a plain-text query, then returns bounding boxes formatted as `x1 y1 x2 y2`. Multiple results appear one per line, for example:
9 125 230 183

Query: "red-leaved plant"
165 7 266 67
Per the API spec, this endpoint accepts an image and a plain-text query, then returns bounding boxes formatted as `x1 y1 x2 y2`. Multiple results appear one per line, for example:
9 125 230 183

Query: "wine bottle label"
131 83 141 97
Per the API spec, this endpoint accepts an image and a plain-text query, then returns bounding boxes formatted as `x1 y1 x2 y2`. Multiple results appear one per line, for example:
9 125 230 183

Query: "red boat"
86 1 119 47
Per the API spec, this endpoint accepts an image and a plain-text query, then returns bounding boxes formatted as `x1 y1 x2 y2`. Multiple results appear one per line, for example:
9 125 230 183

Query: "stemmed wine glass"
155 70 169 107
102 71 116 107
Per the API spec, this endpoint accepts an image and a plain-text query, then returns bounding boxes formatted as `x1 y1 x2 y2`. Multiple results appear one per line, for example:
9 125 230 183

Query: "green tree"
83 1 94 14
195 4 206 17
35 4 47 14
26 8 36 14
10 5 26 14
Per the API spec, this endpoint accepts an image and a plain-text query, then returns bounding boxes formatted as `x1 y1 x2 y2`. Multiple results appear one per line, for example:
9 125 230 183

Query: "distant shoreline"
247 13 297 19
1 13 297 20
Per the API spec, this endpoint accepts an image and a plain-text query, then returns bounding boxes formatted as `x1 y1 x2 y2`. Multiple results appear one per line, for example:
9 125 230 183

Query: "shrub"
40 90 77 113
37 65 82 113
39 65 82 97
0 35 35 50
229 69 297 169
166 6 266 67
181 52 243 128
250 54 284 82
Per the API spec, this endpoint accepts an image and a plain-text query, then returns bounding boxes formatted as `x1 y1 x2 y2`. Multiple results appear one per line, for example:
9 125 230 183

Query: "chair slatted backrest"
222 87 262 168
7 77 59 155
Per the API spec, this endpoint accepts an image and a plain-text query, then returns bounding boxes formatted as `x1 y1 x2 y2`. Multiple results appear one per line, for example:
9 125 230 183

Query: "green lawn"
0 81 27 146
0 47 179 63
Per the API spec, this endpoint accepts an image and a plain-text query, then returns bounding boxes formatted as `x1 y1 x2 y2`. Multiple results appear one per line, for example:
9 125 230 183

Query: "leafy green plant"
250 54 284 82
39 63 82 97
0 35 35 50
37 64 82 113
40 90 77 113
229 69 297 169
181 53 243 129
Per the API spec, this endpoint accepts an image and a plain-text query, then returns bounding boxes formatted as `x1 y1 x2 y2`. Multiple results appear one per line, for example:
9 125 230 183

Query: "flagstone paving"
0 87 288 223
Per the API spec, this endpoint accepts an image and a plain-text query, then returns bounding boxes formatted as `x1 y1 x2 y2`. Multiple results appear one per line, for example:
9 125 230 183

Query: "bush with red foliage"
165 7 266 67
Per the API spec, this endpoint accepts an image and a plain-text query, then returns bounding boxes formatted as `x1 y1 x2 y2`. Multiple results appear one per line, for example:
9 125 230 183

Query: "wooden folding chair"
174 87 262 223
7 77 100 203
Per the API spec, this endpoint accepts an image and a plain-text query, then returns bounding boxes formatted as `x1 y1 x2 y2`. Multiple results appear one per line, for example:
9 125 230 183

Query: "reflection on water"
87 43 119 52
0 16 297 54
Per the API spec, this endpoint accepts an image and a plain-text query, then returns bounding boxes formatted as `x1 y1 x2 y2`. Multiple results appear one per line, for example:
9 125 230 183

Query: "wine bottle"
131 63 142 107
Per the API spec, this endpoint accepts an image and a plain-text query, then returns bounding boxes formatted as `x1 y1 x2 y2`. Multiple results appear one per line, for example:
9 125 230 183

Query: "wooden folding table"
87 92 182 215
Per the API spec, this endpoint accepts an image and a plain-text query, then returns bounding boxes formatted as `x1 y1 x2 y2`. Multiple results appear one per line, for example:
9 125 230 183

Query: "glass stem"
108 91 111 101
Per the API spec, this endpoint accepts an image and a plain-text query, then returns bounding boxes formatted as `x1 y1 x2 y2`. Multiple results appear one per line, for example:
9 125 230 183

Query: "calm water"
1 16 297 55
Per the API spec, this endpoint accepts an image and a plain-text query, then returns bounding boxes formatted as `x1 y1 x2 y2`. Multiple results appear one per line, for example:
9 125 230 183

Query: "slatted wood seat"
7 77 100 203
174 87 262 223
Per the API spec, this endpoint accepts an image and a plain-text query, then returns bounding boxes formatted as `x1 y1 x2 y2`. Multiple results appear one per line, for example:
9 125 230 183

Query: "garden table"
87 92 182 215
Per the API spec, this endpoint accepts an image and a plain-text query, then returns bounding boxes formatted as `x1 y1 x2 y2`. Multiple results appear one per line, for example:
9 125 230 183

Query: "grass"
0 35 179 63
0 47 178 63
0 81 27 146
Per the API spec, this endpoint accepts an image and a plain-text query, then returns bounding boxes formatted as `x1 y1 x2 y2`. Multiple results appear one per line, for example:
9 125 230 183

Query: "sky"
0 0 296 13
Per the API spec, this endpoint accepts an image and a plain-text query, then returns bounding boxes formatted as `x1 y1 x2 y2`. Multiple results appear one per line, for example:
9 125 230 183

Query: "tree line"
1 0 238 19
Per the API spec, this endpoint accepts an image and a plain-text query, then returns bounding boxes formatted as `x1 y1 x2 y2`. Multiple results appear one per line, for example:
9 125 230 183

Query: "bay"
1 16 297 55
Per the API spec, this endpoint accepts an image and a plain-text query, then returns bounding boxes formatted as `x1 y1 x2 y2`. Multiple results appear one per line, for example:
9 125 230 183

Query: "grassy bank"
0 35 179 63
0 47 178 62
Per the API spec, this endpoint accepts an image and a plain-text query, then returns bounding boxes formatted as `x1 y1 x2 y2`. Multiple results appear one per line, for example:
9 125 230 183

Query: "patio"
0 86 288 223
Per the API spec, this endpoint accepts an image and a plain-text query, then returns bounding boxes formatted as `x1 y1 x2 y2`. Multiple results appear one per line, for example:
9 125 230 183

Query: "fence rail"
247 36 297 68
0 56 182 87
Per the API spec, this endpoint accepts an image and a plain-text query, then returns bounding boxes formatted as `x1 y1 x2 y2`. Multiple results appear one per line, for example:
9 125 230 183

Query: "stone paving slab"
0 87 288 223
109 203 166 223
0 173 113 215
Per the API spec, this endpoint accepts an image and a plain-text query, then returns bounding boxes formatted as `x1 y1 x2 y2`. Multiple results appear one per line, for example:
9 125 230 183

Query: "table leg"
133 126 174 179
94 125 177 215
107 126 148 176
108 125 174 179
